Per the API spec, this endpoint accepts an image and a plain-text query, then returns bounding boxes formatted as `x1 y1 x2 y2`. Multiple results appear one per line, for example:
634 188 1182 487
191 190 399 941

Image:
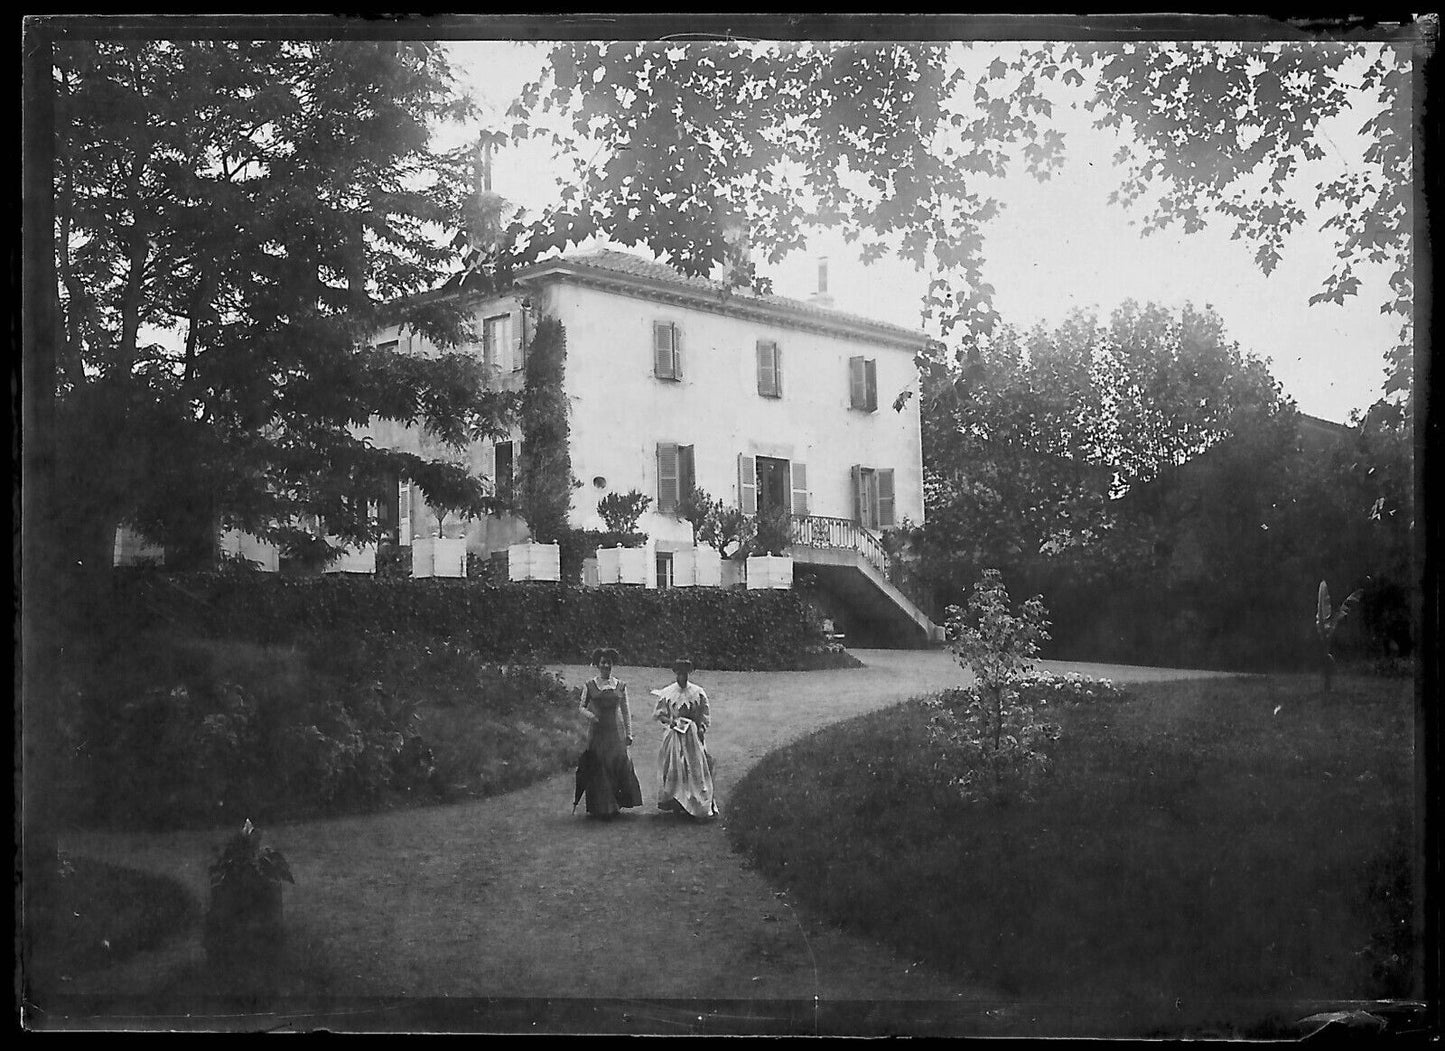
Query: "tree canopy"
505 35 1416 396
917 301 1291 602
51 39 518 570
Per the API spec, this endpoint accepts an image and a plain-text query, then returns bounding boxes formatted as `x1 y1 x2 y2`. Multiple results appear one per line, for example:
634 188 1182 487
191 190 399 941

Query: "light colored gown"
651 681 719 818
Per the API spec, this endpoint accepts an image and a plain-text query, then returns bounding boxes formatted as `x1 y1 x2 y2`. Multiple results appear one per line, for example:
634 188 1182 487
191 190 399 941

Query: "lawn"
725 673 1418 1037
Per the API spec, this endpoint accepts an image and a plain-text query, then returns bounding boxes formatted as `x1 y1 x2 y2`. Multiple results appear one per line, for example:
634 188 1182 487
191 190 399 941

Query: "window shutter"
495 440 517 505
654 322 679 379
399 481 412 545
511 310 525 372
877 468 896 528
757 341 779 397
657 442 680 512
738 453 757 514
865 358 878 411
679 445 696 503
850 465 862 524
849 356 866 408
790 462 809 517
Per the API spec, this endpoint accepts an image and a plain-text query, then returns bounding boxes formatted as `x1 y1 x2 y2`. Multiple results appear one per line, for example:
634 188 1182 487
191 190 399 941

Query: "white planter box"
598 541 653 586
669 545 722 588
747 555 794 590
432 537 468 578
692 546 723 587
670 545 696 587
508 541 560 582
323 540 377 575
596 546 621 585
219 529 280 573
411 537 435 579
617 545 651 586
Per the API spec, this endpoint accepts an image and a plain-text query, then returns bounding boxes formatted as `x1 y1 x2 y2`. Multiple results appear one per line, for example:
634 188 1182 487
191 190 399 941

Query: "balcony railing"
784 513 939 622
787 514 888 571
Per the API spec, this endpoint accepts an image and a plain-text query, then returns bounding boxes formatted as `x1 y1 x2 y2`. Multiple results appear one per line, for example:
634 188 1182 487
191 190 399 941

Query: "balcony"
783 514 942 643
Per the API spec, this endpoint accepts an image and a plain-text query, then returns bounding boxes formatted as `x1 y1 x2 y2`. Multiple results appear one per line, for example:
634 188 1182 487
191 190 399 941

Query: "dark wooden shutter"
510 309 525 371
654 322 678 379
679 445 696 503
851 465 862 524
790 462 809 517
398 479 410 546
757 340 779 397
495 441 515 504
877 468 896 528
849 356 866 408
865 358 878 411
738 453 757 514
657 442 680 512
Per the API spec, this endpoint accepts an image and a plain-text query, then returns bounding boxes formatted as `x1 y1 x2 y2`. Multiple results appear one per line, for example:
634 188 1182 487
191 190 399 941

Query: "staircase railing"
785 514 940 622
787 515 888 572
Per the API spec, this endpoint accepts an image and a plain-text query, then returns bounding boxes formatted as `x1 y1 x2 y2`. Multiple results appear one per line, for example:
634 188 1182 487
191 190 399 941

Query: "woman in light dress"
651 658 719 819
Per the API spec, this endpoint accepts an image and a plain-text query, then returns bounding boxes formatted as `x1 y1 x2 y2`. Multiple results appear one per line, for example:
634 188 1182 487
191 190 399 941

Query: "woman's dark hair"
591 647 620 666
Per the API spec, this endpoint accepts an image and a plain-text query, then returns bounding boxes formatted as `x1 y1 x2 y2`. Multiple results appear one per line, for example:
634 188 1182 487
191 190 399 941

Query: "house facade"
377 249 938 641
117 248 941 643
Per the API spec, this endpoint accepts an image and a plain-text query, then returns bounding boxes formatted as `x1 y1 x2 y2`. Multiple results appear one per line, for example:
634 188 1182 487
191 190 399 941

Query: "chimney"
721 211 753 286
809 256 834 308
475 134 495 195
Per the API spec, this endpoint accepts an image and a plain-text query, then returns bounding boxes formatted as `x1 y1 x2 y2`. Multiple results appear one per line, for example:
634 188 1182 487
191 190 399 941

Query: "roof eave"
515 259 930 351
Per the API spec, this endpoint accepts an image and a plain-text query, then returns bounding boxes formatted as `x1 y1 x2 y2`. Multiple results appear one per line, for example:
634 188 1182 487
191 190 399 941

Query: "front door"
756 456 789 517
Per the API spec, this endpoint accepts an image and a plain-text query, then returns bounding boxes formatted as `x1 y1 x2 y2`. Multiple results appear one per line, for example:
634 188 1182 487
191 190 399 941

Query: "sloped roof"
516 248 933 350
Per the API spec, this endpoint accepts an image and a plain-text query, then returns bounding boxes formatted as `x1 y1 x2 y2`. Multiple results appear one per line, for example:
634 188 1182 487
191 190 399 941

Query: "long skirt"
656 723 718 818
576 731 643 817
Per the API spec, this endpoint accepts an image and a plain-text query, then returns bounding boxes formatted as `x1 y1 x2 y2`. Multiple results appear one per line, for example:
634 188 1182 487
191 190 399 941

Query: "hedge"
105 570 839 671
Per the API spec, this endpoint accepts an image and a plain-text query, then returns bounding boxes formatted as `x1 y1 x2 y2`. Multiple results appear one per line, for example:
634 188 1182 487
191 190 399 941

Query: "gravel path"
54 650 1238 1025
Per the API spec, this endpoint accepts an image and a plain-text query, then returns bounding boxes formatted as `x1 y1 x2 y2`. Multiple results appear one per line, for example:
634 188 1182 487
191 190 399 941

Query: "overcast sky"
447 39 1408 425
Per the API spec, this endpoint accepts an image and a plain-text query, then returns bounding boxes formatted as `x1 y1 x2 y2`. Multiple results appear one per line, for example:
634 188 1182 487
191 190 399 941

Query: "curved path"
53 651 1236 1024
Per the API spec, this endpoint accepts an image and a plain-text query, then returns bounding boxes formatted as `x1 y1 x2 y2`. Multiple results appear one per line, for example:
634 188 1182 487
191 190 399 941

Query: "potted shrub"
696 496 754 589
747 509 795 590
595 490 652 586
203 819 295 969
675 487 722 587
412 511 468 578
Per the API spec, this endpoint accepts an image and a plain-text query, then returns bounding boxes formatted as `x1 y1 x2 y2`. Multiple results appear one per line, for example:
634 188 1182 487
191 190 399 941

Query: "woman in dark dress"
575 648 643 819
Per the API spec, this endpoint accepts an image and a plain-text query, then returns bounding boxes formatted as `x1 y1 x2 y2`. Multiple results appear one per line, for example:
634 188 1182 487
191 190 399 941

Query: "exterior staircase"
787 515 944 647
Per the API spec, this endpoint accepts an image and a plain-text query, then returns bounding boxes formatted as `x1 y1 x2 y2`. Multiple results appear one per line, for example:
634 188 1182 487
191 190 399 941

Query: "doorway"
756 456 790 516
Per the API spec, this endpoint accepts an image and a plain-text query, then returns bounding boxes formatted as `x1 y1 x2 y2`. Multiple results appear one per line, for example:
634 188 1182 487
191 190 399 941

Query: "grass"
726 674 1417 1037
24 854 200 986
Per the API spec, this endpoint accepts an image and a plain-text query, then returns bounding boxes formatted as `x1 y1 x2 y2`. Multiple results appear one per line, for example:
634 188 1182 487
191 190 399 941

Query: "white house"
368 249 940 644
115 248 942 643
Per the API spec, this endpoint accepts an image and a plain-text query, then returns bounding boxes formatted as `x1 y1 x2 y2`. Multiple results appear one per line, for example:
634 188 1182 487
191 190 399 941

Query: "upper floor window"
654 321 682 381
483 313 515 371
494 440 517 505
756 340 782 398
849 356 878 412
656 442 696 513
851 465 895 530
377 339 400 354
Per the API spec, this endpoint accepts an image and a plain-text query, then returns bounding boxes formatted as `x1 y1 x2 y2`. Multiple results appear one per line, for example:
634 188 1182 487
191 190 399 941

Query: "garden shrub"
927 569 1060 802
107 572 833 670
53 626 577 829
